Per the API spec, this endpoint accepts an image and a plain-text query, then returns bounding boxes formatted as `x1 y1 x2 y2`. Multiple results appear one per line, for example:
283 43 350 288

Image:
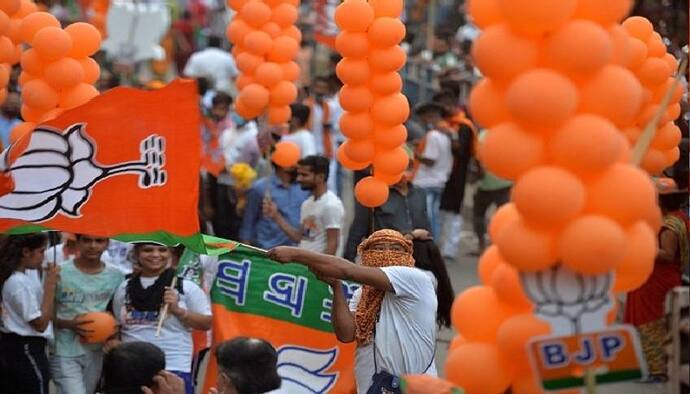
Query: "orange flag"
0 80 204 249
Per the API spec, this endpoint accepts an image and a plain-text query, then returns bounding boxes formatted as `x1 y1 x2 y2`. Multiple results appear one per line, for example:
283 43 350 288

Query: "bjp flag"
0 80 205 251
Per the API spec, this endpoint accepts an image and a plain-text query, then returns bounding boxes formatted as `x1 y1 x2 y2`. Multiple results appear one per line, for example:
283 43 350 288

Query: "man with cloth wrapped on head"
268 229 438 394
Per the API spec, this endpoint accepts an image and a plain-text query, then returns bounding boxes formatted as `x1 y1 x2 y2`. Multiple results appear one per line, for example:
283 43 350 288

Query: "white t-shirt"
183 47 239 94
1 270 52 339
112 277 212 372
282 129 317 158
298 190 344 253
349 266 438 394
413 130 453 189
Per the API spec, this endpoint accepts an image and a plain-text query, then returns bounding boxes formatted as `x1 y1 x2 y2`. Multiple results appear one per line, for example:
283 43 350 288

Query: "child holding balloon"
0 233 58 393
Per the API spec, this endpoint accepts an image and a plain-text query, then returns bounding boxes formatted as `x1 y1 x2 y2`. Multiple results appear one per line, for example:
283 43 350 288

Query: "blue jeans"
422 187 444 238
171 370 194 394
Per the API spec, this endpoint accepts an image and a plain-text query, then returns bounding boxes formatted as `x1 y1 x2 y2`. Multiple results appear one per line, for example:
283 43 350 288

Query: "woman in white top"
110 243 212 394
0 233 59 393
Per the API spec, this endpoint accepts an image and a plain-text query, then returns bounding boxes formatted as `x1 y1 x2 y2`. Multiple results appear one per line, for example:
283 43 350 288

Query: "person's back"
183 36 238 93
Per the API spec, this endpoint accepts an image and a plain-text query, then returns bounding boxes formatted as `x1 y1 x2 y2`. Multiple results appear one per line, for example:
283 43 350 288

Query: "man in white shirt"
282 104 317 158
183 36 239 95
412 103 453 239
267 229 437 393
264 155 344 255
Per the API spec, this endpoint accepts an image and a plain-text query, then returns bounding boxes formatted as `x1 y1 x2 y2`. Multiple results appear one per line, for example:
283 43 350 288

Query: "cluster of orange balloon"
620 16 683 174
226 0 300 124
0 0 33 104
10 13 101 142
333 0 410 208
447 1 669 393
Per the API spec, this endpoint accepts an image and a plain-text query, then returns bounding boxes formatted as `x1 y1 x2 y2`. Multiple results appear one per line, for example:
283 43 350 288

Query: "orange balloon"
234 99 261 120
368 45 406 72
244 30 273 56
0 10 9 37
488 203 519 242
65 22 102 58
445 343 513 394
498 0 577 36
236 52 264 74
281 25 302 42
6 18 21 44
59 83 99 110
367 17 405 48
261 22 281 39
451 286 509 342
337 143 370 170
472 25 538 82
79 57 100 85
334 0 374 32
239 83 270 111
496 314 550 367
622 16 653 41
370 93 409 126
626 37 649 70
477 123 544 180
664 147 680 166
335 31 369 58
513 166 585 228
496 218 556 272
241 1 271 28
545 20 612 75
0 64 8 86
9 121 35 143
20 48 44 76
44 58 84 89
373 146 408 176
505 69 577 128
609 25 631 67
19 12 59 43
343 138 375 162
573 0 631 25
339 84 373 112
372 124 406 150
32 27 73 62
18 71 37 85
665 103 682 123
236 74 255 90
77 312 117 343
374 170 402 186
585 163 657 226
227 0 247 11
641 147 669 174
467 0 502 28
280 61 300 82
637 58 672 86
269 81 297 106
13 0 36 20
646 32 666 58
254 62 284 87
271 3 297 28
267 36 299 63
268 105 291 125
22 79 58 110
354 176 389 207
339 111 374 139
272 141 300 167
662 53 678 75
548 115 623 174
369 0 403 18
226 19 251 45
469 79 509 128
579 65 643 127
478 246 504 285
38 107 63 123
491 263 532 310
651 78 684 104
20 104 42 122
613 221 655 292
369 72 402 95
558 215 626 274
0 36 13 64
449 335 466 351
0 0 20 16
336 58 370 85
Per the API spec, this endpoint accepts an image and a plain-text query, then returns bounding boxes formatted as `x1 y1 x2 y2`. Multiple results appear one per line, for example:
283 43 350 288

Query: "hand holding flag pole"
155 276 178 337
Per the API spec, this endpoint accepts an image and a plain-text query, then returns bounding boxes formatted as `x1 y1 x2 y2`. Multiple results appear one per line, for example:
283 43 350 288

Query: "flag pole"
155 275 178 337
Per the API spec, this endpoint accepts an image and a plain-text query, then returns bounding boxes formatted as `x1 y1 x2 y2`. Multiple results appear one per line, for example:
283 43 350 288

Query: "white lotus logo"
271 345 338 393
0 123 166 222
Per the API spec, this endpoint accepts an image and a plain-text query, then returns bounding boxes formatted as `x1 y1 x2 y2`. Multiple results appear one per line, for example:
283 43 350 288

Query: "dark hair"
197 77 209 95
298 155 330 181
212 92 233 107
208 35 223 48
216 337 281 394
102 342 166 394
660 192 688 213
0 233 48 293
412 239 454 328
290 103 310 126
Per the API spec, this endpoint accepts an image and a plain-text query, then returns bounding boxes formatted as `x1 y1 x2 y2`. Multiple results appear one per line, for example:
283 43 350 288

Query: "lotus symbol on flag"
273 345 338 393
0 123 167 222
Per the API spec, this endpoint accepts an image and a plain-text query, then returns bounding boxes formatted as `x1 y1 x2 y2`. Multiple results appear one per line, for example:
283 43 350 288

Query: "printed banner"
204 245 358 393
0 80 205 251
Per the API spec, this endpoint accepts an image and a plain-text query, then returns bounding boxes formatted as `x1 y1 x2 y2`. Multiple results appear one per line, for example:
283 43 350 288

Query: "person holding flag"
110 243 212 394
